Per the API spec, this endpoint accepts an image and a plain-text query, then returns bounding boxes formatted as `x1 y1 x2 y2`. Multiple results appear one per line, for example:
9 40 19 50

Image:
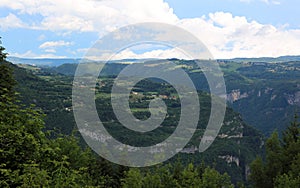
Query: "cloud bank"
0 0 299 59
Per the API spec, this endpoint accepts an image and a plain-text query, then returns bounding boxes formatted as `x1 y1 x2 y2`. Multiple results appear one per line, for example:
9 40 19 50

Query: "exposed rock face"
180 145 197 154
285 91 300 106
218 155 240 166
245 165 251 181
271 95 277 100
228 88 300 107
264 87 273 94
227 89 249 103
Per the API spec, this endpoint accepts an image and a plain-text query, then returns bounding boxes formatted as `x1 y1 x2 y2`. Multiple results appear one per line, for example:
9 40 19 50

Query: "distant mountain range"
7 57 147 67
7 57 83 66
219 55 300 63
8 55 300 67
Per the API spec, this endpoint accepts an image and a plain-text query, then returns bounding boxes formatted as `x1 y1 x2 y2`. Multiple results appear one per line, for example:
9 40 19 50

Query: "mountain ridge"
8 55 300 67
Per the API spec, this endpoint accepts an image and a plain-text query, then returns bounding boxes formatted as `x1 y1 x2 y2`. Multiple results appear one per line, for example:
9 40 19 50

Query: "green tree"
0 37 8 61
142 172 161 188
274 173 300 188
121 168 143 188
0 63 47 187
264 131 284 187
200 167 234 188
156 165 179 188
179 163 201 187
249 157 267 188
250 114 300 188
0 62 16 101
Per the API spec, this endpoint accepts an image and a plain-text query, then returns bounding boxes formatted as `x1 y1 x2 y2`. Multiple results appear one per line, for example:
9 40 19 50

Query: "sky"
0 0 300 59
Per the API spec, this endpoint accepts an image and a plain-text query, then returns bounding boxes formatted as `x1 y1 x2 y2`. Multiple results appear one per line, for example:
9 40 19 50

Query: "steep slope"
8 63 75 134
220 60 300 136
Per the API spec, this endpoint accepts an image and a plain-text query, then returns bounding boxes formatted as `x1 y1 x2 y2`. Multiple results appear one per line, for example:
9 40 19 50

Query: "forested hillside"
10 59 269 183
35 58 300 136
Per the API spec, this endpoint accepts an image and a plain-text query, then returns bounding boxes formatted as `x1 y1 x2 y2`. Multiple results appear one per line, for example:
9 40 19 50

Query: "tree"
0 63 47 187
249 157 267 188
0 63 16 101
142 172 162 188
179 163 201 187
274 173 300 188
250 114 300 188
121 168 143 188
200 167 234 188
0 37 8 61
264 131 284 187
282 114 300 172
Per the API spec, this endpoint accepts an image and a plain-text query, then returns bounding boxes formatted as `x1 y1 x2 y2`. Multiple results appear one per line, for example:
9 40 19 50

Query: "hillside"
219 60 300 135
10 62 264 184
21 58 300 136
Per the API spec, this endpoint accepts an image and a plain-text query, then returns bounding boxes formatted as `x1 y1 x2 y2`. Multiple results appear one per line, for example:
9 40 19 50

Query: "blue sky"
0 0 299 59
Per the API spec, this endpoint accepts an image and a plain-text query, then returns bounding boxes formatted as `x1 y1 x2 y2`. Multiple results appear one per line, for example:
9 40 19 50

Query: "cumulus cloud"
178 12 300 58
39 40 73 53
0 0 178 33
0 13 27 30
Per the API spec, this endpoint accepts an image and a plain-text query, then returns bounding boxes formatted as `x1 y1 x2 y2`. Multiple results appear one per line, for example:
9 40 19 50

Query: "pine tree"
121 168 143 188
0 37 8 61
0 63 16 101
250 114 300 188
249 157 267 188
0 62 47 186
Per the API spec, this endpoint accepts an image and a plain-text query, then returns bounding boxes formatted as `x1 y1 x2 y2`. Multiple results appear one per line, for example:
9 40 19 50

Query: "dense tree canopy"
250 114 300 188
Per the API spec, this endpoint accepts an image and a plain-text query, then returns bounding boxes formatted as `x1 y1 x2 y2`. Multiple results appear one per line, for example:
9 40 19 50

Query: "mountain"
7 56 83 67
220 55 300 63
26 58 300 136
7 57 147 67
219 60 300 135
9 62 264 184
8 55 300 66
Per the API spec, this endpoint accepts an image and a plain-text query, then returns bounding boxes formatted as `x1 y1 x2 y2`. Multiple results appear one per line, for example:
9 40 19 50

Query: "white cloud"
84 47 189 61
44 49 56 53
9 50 37 58
41 15 95 32
39 40 73 54
0 13 27 30
0 0 178 33
39 40 73 49
114 48 188 60
178 12 300 58
10 50 67 58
